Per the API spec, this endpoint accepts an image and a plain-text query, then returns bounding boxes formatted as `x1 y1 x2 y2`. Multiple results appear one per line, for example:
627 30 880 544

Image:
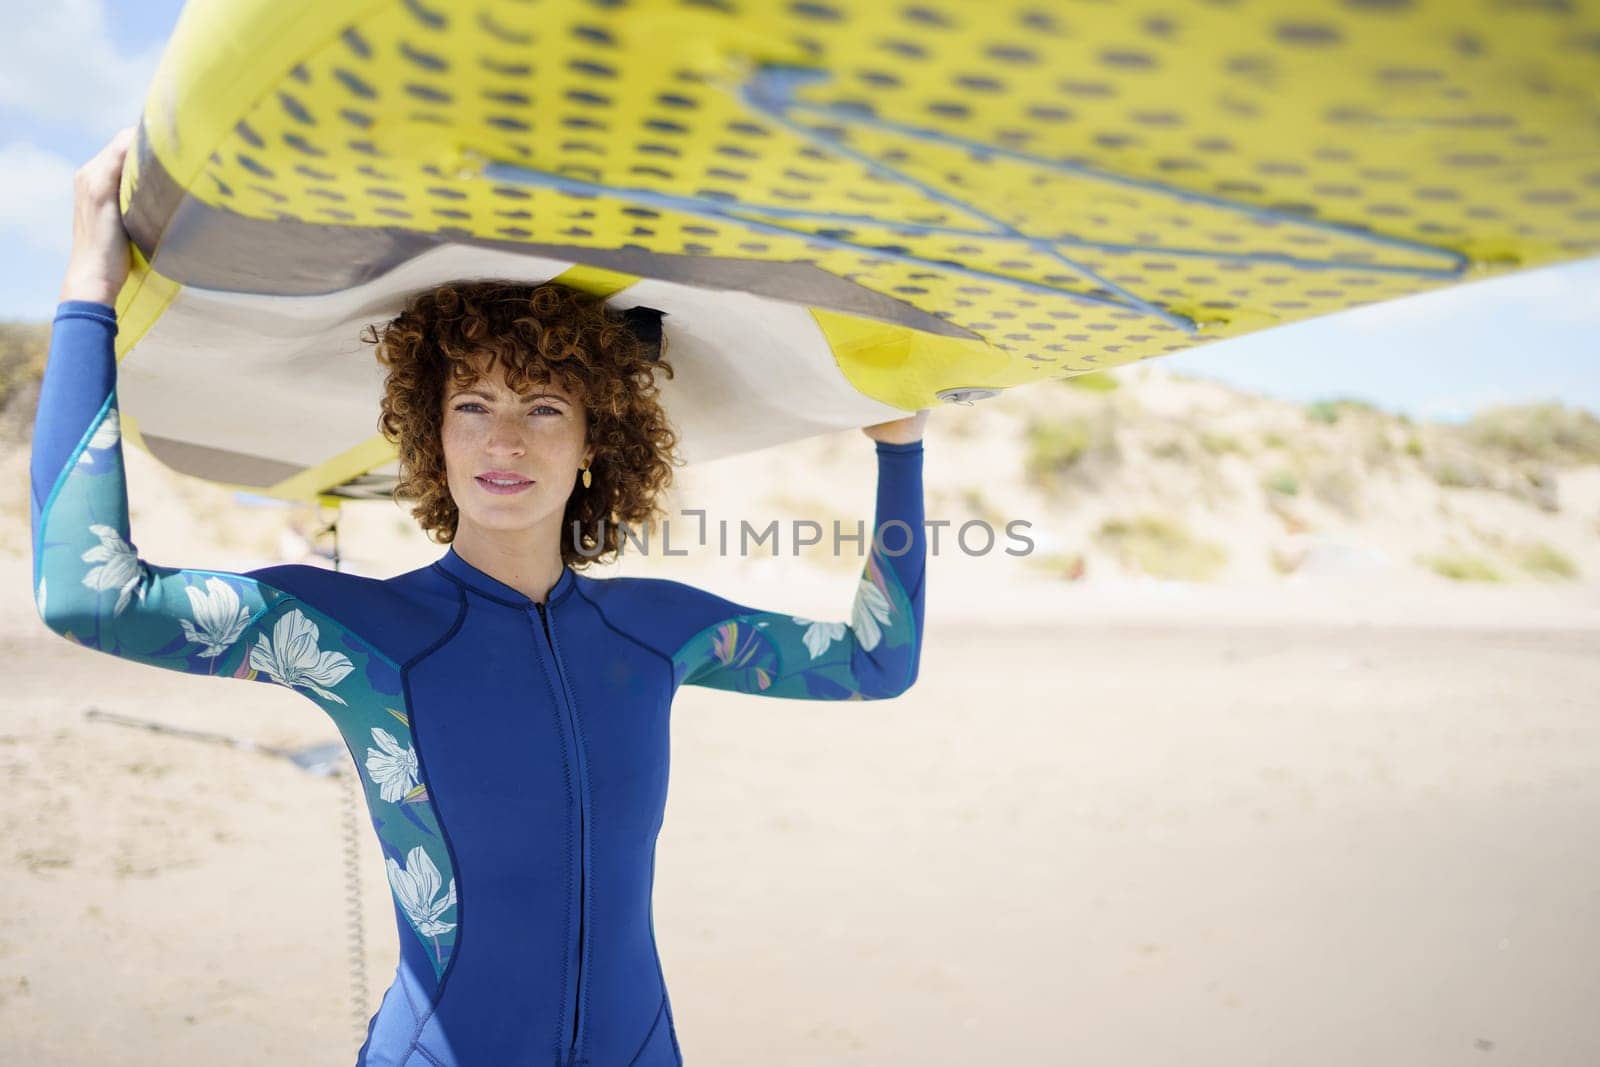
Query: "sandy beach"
4 531 1598 1065
6 376 1600 1065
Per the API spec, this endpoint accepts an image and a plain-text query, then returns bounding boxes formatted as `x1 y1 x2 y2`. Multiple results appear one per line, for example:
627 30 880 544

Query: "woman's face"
440 357 590 540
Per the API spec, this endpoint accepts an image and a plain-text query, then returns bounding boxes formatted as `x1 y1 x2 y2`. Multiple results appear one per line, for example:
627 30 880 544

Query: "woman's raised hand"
861 408 930 445
59 125 137 306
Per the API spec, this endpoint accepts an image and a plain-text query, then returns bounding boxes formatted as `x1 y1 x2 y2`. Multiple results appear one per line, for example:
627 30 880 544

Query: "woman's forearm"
58 270 121 306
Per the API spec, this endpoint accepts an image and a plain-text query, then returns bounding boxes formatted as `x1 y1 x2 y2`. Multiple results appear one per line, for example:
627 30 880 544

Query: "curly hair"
363 280 679 569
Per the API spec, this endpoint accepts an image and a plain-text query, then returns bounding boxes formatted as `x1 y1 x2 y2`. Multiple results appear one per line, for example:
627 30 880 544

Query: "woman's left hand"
861 408 929 445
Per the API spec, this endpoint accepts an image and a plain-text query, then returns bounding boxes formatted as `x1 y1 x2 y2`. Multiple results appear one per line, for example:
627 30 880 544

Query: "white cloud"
1338 258 1600 334
0 141 77 255
0 0 164 138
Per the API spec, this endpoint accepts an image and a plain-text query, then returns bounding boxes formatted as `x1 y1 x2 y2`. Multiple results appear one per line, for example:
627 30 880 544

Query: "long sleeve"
29 300 365 704
668 438 926 700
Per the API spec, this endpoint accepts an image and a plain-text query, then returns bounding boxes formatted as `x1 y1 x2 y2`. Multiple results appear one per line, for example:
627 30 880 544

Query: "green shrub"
1308 467 1362 518
1094 514 1228 581
1431 458 1488 489
1262 469 1299 496
1518 542 1579 581
0 321 51 413
1024 414 1115 486
1150 438 1188 460
1404 435 1425 458
1306 397 1379 425
1199 432 1243 455
1423 553 1502 582
1262 431 1290 450
1462 403 1600 465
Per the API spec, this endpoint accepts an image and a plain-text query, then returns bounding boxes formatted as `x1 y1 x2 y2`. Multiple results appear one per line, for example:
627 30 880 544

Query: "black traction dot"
480 57 532 76
400 42 449 72
1275 21 1343 46
341 27 372 58
405 83 453 104
1098 49 1157 70
1522 189 1576 205
986 43 1038 64
402 0 447 30
955 74 1004 92
902 6 953 28
876 37 928 59
478 10 532 44
572 25 615 47
333 68 377 99
1059 79 1116 98
1130 110 1184 126
236 154 274 178
1027 105 1074 123
791 2 844 21
277 91 314 124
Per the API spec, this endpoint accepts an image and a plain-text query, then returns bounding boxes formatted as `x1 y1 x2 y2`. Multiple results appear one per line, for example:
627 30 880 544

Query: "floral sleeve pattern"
670 439 926 701
672 541 921 700
30 303 460 981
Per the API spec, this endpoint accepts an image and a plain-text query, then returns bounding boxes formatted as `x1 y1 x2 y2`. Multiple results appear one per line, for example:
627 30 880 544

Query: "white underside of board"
117 244 913 489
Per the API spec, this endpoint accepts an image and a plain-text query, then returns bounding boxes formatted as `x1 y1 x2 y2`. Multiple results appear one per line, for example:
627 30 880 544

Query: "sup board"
112 0 1600 500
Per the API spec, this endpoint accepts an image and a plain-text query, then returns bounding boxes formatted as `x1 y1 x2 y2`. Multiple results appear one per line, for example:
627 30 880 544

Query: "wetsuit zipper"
537 598 588 1067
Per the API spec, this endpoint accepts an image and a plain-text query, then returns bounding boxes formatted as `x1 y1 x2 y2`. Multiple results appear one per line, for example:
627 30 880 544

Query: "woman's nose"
485 416 527 453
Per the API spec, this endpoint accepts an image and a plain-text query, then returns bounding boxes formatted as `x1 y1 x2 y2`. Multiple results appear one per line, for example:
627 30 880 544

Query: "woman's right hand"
58 125 137 306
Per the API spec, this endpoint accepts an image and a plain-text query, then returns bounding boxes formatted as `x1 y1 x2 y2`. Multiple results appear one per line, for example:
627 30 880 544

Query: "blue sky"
2 0 1595 425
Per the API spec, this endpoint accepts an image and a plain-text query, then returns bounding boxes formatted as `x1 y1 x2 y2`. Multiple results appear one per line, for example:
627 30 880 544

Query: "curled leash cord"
313 499 370 1043
338 752 370 1040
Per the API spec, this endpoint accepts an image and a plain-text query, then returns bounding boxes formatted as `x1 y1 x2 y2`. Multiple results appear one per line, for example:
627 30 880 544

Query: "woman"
33 129 927 1067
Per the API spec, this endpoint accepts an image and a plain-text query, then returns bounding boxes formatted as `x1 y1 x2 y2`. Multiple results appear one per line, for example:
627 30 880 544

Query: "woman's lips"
476 476 534 495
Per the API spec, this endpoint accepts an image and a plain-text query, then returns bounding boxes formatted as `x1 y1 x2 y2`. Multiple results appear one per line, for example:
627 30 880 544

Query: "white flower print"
179 577 252 658
36 577 46 618
791 616 847 659
387 846 457 937
850 578 893 652
76 407 120 466
80 523 143 615
366 728 419 803
248 609 355 704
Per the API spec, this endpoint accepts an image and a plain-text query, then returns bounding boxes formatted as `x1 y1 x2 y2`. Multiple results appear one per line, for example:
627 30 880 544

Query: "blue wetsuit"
31 300 926 1067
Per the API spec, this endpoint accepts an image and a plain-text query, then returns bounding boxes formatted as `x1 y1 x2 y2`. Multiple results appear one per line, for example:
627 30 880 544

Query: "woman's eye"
455 402 561 415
